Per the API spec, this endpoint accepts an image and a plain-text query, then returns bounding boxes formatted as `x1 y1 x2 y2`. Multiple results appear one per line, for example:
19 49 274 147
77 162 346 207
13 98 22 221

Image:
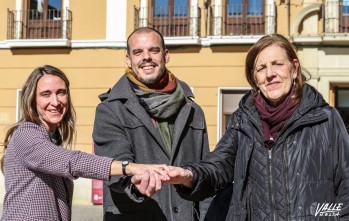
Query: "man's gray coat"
93 75 212 221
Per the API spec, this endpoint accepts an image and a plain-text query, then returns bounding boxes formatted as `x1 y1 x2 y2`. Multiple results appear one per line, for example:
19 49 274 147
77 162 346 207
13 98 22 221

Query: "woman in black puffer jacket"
164 34 349 221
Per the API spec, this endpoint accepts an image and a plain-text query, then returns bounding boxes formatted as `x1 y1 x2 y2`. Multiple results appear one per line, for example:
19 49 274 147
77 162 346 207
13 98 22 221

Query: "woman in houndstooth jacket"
0 65 168 221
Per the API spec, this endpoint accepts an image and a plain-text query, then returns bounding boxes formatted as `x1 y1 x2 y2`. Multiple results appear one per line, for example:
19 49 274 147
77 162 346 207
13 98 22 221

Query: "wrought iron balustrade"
7 8 72 40
134 5 201 37
208 3 275 36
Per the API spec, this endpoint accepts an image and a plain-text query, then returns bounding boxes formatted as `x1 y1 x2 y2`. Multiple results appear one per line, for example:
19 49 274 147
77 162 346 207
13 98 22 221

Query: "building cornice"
204 35 263 46
71 40 126 48
2 34 349 49
0 39 127 49
164 37 201 46
5 39 71 48
292 34 349 46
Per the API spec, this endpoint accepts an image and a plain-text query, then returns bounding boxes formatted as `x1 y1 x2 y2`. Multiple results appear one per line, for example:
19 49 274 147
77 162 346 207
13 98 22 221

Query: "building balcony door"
27 0 63 39
340 0 349 32
151 0 189 36
224 0 264 35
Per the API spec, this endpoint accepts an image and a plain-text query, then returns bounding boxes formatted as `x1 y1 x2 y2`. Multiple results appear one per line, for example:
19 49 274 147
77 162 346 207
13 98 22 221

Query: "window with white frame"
335 86 349 134
224 0 264 35
152 0 190 36
16 89 22 122
137 0 200 37
218 88 249 138
340 0 349 32
6 0 70 42
26 0 63 39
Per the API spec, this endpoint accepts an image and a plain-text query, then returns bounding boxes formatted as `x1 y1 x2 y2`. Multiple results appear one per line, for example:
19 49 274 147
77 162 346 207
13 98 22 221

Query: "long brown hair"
1 65 76 172
245 34 308 102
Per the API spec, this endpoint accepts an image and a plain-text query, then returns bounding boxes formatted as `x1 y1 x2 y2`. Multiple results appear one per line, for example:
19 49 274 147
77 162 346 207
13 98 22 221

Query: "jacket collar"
297 83 327 115
238 84 329 142
239 84 328 117
98 74 196 159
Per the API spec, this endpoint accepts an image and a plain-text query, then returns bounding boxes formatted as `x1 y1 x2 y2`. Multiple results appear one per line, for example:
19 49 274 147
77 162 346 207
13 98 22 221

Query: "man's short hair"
126 27 166 54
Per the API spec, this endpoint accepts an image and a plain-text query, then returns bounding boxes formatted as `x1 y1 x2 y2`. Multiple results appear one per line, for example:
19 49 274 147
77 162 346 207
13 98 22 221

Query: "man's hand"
131 170 163 197
130 165 194 197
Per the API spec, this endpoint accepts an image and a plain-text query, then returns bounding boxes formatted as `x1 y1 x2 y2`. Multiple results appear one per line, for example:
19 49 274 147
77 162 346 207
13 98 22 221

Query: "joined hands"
130 165 194 197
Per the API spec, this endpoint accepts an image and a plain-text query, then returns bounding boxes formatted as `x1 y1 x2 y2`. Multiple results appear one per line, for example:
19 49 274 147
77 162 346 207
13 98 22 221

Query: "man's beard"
139 66 166 85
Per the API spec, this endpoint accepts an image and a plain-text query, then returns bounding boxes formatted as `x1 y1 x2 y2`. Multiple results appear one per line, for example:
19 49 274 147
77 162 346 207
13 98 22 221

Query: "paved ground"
72 205 103 221
0 204 104 221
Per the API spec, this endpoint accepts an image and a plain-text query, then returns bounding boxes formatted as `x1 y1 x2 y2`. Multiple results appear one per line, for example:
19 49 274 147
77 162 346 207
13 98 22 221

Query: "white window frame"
140 0 201 45
208 0 275 45
7 0 71 48
217 87 250 141
16 89 22 122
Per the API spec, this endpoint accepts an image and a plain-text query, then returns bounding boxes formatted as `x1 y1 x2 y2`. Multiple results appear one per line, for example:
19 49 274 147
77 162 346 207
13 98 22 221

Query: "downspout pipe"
288 0 291 36
322 0 325 33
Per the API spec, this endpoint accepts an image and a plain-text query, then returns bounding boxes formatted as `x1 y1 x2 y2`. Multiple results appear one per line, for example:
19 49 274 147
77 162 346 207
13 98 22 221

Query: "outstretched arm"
110 161 170 178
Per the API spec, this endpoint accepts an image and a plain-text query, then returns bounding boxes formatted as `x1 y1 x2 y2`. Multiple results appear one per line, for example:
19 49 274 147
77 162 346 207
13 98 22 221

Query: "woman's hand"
165 166 194 188
129 164 195 197
131 170 163 197
128 163 171 197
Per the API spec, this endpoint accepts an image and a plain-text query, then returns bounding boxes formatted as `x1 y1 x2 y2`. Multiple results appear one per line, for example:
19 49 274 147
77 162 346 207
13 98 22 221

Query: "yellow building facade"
0 0 348 207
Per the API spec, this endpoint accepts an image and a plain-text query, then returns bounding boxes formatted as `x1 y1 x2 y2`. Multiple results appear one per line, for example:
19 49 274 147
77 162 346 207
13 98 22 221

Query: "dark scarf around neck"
255 85 299 148
126 68 185 153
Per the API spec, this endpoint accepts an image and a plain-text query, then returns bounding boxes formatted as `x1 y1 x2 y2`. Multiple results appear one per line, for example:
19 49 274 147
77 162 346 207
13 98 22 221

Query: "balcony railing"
208 3 275 36
7 9 72 40
325 1 349 33
134 6 201 37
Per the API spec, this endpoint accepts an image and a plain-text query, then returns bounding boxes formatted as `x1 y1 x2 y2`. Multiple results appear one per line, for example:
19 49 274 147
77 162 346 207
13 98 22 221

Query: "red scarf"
255 85 299 148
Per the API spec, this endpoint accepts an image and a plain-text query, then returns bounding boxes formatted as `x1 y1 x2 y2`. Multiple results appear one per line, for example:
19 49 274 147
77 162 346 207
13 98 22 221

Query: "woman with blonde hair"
1 65 167 221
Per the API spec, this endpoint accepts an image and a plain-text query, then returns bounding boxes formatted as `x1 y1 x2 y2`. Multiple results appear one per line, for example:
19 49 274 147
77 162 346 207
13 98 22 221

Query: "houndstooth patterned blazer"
1 122 113 221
